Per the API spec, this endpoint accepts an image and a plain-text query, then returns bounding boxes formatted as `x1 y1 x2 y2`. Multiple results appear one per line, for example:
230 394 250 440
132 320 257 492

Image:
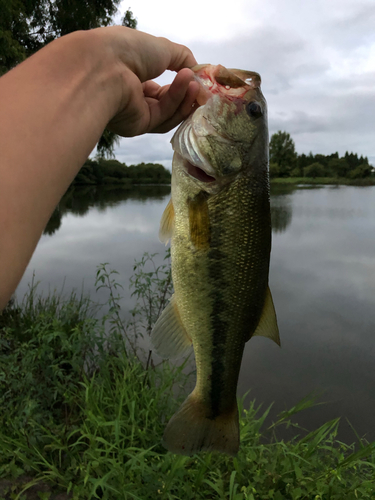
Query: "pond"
16 183 375 444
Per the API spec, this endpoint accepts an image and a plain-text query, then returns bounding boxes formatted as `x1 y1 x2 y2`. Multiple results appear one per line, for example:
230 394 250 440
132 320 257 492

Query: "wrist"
52 29 124 124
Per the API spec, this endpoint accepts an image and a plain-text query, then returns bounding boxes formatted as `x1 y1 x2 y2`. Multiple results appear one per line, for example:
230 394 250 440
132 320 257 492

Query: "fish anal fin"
188 192 210 250
163 391 239 456
250 286 280 346
151 294 192 359
159 198 174 244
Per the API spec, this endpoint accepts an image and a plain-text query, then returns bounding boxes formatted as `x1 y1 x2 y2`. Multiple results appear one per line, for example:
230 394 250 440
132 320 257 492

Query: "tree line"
72 158 171 186
270 131 374 179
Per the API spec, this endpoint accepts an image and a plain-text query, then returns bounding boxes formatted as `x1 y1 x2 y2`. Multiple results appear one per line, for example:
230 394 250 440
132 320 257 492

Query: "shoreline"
271 176 375 186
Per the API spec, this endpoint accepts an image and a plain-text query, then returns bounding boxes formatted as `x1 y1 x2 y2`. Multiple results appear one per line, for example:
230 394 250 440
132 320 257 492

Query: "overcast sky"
108 0 375 168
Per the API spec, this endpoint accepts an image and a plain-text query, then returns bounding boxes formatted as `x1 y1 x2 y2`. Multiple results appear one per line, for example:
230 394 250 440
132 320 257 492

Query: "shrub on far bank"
303 162 326 178
269 162 280 178
348 163 373 179
290 167 302 177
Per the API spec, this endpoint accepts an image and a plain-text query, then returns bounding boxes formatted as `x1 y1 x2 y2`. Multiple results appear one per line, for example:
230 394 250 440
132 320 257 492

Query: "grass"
0 256 374 499
270 177 375 186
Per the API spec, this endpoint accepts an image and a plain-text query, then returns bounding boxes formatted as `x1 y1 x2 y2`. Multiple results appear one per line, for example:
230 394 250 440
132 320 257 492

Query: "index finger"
109 27 197 82
156 36 198 72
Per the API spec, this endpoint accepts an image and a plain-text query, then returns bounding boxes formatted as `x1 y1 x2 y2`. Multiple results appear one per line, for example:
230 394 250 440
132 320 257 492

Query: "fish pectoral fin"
151 294 193 359
188 192 210 250
250 286 280 346
159 198 174 244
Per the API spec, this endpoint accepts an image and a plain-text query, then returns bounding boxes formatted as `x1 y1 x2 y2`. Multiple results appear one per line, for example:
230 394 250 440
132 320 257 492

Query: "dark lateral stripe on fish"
207 222 229 419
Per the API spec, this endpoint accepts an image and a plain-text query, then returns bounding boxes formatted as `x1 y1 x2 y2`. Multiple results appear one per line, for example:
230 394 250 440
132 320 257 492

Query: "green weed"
0 254 374 499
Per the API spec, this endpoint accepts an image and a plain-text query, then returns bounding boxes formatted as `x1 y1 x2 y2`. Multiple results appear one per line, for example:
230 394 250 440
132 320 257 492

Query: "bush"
348 163 373 179
303 162 326 178
269 162 280 178
290 167 302 177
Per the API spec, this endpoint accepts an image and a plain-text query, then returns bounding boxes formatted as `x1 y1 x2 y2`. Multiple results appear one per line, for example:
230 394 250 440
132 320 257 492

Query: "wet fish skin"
151 64 279 456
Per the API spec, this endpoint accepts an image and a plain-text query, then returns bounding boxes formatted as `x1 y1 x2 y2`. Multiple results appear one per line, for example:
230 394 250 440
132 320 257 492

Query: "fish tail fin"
162 391 239 456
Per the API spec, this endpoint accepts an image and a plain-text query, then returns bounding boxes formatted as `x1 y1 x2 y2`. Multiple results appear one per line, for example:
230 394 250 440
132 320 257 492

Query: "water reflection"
16 184 375 444
46 184 297 236
270 184 295 233
250 184 375 443
44 185 171 236
18 186 172 320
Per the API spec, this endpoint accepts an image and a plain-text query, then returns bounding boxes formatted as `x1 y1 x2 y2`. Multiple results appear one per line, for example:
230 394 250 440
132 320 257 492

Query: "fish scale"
151 64 279 455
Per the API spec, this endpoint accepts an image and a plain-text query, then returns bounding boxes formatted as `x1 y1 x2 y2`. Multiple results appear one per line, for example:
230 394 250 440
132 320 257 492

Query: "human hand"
0 26 199 310
93 27 200 137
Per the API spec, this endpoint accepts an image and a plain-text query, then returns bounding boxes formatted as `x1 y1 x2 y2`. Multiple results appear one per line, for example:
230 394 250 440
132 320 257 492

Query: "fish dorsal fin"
188 192 210 250
159 198 174 244
151 294 193 359
250 287 280 346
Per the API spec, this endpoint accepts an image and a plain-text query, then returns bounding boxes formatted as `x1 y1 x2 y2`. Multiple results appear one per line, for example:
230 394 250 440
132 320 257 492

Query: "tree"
314 154 329 167
328 158 350 178
344 152 361 170
0 0 137 157
0 0 125 74
297 152 314 171
122 8 137 29
0 0 46 75
269 131 297 177
96 128 120 159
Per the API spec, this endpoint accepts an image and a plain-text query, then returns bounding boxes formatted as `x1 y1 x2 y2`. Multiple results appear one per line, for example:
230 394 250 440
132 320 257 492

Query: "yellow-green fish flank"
152 64 280 456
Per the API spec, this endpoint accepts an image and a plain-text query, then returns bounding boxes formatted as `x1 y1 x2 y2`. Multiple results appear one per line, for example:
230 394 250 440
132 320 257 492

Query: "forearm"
0 26 198 310
0 30 121 309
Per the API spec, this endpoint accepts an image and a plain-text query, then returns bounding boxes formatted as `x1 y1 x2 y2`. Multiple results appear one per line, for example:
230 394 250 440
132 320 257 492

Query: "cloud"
115 133 175 168
322 1 375 51
113 0 375 165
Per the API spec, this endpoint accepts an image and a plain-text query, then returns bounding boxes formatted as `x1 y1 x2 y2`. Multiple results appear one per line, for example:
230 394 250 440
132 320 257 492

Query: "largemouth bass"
151 64 279 456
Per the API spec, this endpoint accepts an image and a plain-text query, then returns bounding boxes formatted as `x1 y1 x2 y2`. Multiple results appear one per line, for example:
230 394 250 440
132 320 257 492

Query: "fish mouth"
184 160 216 183
192 64 261 105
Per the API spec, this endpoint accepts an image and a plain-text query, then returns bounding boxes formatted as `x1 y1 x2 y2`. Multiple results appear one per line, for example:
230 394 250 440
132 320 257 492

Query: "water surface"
16 184 375 443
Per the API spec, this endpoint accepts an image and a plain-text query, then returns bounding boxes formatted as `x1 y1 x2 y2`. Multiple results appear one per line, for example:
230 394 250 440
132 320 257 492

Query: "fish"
151 64 280 456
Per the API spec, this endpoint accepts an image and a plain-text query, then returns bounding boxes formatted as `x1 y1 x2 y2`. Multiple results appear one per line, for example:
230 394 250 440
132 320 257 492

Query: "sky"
108 0 375 169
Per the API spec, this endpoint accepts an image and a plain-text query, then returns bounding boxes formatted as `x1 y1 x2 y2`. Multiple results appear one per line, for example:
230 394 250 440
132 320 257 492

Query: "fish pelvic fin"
151 294 192 359
159 198 174 244
251 286 280 346
163 391 239 456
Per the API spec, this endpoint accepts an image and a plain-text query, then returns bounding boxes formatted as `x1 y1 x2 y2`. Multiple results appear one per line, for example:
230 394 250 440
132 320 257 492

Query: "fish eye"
246 101 263 119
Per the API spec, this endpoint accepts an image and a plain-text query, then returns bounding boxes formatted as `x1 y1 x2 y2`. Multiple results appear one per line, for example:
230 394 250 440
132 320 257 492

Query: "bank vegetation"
0 253 374 499
72 159 171 186
269 131 374 185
